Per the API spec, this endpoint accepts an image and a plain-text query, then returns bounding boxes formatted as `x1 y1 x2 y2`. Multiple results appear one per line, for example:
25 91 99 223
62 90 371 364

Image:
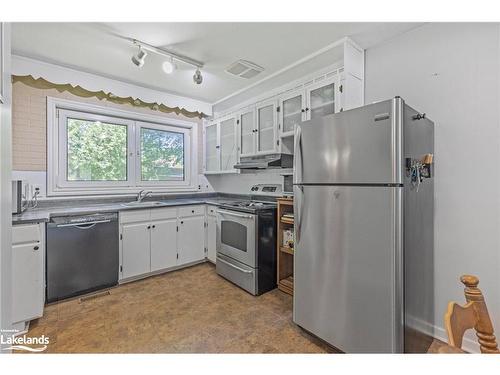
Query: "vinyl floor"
21 263 456 353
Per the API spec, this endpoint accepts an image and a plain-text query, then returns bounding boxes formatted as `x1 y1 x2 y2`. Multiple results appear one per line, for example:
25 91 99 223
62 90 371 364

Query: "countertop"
12 197 242 225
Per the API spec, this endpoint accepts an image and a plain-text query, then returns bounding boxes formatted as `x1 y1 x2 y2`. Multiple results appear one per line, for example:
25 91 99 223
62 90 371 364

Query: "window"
139 126 184 181
66 118 128 182
48 98 197 196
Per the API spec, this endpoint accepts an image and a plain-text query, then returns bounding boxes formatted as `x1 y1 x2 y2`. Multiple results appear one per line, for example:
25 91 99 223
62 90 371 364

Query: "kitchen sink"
121 201 165 207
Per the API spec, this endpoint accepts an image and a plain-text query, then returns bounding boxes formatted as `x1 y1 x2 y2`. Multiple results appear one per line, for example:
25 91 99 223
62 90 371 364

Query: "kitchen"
1 5 500 372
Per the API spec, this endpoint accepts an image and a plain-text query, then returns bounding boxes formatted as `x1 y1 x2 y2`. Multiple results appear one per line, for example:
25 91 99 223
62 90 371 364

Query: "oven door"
216 209 256 267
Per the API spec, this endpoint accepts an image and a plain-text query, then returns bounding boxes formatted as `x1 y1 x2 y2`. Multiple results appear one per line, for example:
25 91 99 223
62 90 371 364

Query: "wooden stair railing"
444 275 500 353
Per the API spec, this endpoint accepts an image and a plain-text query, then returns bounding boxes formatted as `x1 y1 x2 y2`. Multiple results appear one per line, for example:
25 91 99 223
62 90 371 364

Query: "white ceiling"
11 22 423 104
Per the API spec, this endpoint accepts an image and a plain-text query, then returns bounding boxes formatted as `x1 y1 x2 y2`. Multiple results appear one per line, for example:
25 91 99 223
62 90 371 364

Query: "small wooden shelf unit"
277 197 294 296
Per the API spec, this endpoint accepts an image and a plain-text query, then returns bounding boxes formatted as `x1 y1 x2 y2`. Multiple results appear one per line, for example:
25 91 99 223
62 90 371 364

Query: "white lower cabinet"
121 221 151 279
206 209 217 263
178 215 205 265
120 206 207 281
12 223 45 326
150 218 178 272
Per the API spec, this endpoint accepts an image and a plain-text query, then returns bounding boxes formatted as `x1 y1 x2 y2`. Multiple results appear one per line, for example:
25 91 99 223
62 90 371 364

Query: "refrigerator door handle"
295 185 304 244
293 125 302 184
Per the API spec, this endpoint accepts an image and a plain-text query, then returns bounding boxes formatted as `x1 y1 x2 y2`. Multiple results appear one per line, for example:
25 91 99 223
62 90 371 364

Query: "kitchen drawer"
206 205 217 216
120 209 151 224
151 207 178 221
178 205 205 217
12 224 41 245
216 254 256 295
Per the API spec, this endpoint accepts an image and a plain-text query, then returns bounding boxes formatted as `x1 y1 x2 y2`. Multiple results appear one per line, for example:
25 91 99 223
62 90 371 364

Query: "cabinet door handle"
34 246 39 251
152 225 156 229
147 225 151 229
191 210 195 213
181 221 184 224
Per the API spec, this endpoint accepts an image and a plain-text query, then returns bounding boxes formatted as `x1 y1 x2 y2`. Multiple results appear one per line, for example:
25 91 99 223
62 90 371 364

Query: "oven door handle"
217 257 253 274
217 209 254 220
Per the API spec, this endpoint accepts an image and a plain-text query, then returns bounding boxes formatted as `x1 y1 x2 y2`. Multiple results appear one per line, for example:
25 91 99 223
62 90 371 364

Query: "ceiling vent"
225 60 264 79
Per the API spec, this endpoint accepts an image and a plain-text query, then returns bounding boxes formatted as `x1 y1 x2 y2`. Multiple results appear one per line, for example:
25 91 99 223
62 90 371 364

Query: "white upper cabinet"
204 122 219 173
279 90 306 137
305 78 336 120
256 100 278 154
219 116 238 171
203 117 238 174
239 108 256 157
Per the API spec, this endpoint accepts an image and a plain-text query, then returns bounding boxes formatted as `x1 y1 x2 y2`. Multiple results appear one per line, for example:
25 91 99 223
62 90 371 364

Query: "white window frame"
47 97 198 196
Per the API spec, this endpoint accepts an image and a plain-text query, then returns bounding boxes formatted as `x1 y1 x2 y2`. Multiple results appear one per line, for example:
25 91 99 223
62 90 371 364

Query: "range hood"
234 153 293 170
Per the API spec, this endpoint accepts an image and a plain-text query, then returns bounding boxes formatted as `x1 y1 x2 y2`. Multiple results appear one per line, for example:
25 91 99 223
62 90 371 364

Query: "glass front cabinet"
204 122 219 173
204 38 364 174
204 115 238 174
279 90 307 137
205 70 362 174
239 108 256 157
306 79 337 120
256 99 279 154
236 101 279 157
219 116 238 172
278 76 340 138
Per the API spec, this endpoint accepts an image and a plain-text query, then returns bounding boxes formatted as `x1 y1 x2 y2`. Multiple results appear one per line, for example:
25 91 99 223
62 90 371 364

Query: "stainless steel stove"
216 184 279 295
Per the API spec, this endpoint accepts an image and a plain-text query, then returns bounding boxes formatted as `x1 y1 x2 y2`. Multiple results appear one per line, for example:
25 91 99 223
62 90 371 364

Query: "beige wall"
12 81 204 173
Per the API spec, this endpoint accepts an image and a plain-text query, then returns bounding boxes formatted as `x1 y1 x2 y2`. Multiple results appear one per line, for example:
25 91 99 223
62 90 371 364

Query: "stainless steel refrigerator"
293 97 434 353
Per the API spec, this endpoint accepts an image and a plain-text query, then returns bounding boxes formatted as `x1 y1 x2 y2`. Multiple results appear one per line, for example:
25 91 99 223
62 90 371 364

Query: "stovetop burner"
220 200 277 213
230 201 274 208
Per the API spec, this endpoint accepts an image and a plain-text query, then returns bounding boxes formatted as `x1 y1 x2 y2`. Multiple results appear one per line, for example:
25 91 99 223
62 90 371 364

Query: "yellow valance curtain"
12 75 206 119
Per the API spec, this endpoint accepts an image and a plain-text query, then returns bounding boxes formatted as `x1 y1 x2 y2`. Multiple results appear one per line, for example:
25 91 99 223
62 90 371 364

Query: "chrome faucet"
137 190 153 202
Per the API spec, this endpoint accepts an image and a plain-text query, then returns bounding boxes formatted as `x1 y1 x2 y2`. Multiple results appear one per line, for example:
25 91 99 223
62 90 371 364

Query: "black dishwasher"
46 213 119 302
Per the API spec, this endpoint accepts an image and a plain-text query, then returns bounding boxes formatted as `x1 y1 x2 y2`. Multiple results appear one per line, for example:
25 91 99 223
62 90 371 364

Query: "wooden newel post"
460 275 499 353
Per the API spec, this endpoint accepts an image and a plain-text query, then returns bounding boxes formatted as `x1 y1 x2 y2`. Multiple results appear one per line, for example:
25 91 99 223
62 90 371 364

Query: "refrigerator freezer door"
294 98 403 185
293 185 403 353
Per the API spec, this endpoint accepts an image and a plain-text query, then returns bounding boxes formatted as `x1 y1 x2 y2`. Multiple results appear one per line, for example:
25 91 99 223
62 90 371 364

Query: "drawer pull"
218 257 253 274
34 246 39 251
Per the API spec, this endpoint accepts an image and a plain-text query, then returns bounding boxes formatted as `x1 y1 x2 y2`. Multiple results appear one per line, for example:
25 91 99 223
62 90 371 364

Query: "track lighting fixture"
193 69 203 85
130 38 204 85
131 47 147 68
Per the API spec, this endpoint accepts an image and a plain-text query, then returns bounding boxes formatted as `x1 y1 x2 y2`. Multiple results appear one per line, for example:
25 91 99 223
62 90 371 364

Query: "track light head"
193 69 203 85
131 47 147 68
162 59 177 74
